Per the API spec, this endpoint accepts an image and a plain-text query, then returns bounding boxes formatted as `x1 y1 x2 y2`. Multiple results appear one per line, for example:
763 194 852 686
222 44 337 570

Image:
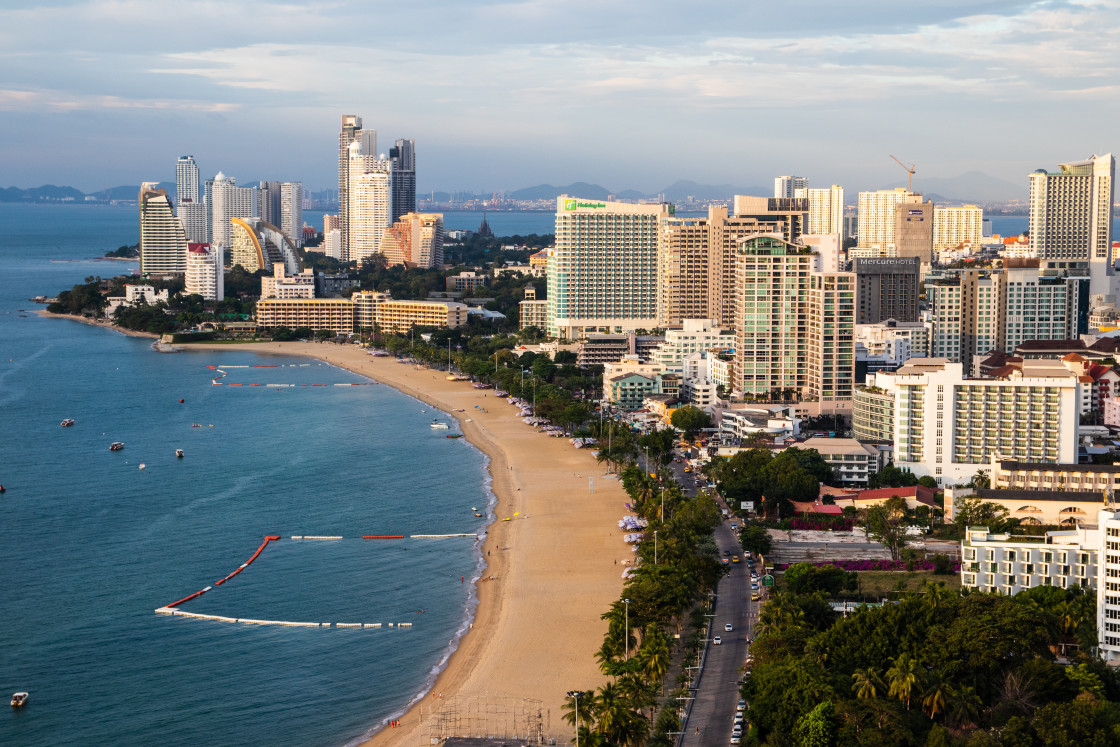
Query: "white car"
737 700 746 711
730 737 741 744
713 635 722 645
725 623 733 632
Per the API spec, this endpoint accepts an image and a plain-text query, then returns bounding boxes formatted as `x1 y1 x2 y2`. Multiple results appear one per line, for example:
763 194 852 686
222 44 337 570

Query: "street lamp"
566 690 582 747
654 530 658 566
622 598 632 659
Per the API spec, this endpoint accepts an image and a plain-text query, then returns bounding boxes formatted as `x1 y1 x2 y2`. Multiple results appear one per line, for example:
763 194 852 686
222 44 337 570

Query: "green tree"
793 700 836 747
784 563 856 596
670 405 711 442
863 504 910 562
851 668 883 700
867 463 919 489
921 670 953 721
953 496 1011 531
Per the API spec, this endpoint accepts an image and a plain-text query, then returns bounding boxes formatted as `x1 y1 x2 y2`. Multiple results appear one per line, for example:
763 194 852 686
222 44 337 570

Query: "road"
679 519 755 747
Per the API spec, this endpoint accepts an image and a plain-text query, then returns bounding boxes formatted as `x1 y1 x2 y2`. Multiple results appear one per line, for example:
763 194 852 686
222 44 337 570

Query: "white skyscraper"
209 173 258 249
774 175 809 199
933 205 984 250
280 182 303 248
858 188 916 248
1029 153 1115 298
795 185 845 236
348 141 392 264
185 243 224 301
175 156 207 243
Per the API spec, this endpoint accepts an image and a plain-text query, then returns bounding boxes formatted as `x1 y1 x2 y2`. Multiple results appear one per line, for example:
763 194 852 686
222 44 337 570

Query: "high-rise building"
203 176 215 245
773 175 809 199
733 235 855 412
547 196 672 339
854 257 920 323
928 262 1087 372
228 217 300 274
175 156 207 244
339 115 364 261
390 139 416 223
259 180 282 226
895 197 934 264
380 213 444 268
933 205 983 251
348 141 392 265
1029 153 1115 298
185 243 224 301
857 188 914 248
208 173 258 249
794 185 845 236
139 182 188 276
658 215 712 328
280 182 303 248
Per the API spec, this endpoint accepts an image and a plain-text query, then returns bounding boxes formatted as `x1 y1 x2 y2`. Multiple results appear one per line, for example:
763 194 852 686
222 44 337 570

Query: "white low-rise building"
714 405 800 445
261 264 316 300
961 524 1098 595
856 319 930 370
794 436 885 487
649 319 735 374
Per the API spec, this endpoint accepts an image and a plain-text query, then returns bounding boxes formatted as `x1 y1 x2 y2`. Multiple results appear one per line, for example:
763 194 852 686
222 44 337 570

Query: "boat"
175 449 184 458
11 692 28 707
60 419 75 427
446 434 463 439
109 442 124 451
430 422 450 430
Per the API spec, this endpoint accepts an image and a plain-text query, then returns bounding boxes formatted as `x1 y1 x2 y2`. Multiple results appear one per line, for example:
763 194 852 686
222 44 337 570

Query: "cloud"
0 88 237 112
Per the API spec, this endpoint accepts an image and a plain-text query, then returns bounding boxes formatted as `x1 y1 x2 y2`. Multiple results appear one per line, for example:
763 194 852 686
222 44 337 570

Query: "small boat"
109 442 124 451
474 513 482 517
430 422 450 430
191 423 201 428
446 434 463 439
175 449 184 458
60 419 75 427
11 692 28 707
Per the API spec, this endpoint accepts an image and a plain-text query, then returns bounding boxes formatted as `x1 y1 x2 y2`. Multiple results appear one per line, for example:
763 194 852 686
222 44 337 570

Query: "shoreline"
34 309 159 339
175 341 624 745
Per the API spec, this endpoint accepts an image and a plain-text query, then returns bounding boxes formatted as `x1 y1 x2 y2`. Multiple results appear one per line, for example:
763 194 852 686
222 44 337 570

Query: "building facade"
184 243 223 301
547 196 671 339
347 142 392 265
380 212 444 268
773 175 809 199
854 257 920 323
933 205 983 251
255 298 355 335
139 183 188 276
1029 154 1115 298
389 139 416 223
961 525 1098 595
794 185 845 236
228 217 300 275
175 155 207 243
209 173 258 250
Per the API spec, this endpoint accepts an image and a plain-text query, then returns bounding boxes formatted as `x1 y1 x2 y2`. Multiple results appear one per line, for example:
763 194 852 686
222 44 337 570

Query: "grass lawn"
850 570 961 596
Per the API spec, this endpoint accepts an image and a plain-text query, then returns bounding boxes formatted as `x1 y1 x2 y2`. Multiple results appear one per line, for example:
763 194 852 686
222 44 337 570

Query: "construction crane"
890 155 916 193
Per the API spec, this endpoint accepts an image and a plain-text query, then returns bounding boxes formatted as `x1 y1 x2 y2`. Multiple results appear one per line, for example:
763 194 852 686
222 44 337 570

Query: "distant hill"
0 182 175 203
879 171 1025 203
0 184 86 202
656 180 769 202
510 182 613 200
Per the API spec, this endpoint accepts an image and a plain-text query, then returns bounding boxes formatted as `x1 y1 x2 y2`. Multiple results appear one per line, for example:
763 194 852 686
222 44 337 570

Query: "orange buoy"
179 398 184 403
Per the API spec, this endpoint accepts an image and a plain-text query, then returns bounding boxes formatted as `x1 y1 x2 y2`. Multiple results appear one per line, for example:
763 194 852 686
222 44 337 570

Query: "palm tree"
593 682 648 746
947 684 982 731
851 668 883 700
636 625 671 688
921 670 953 721
562 689 596 732
886 654 919 710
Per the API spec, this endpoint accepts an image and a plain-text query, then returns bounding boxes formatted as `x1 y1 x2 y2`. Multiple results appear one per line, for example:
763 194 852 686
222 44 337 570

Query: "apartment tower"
389 139 416 223
175 156 206 243
774 176 809 199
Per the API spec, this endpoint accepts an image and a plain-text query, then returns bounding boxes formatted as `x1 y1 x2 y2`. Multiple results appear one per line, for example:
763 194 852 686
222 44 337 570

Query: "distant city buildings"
773 175 809 199
208 172 257 250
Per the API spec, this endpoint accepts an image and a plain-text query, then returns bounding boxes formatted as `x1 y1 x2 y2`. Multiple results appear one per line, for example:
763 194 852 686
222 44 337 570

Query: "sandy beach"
182 340 624 745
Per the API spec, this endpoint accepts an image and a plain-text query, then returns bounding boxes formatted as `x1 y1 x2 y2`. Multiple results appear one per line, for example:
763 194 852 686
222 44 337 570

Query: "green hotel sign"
564 199 607 210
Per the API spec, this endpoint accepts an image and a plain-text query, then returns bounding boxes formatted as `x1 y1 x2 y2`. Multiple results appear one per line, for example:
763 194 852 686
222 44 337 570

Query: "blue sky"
1 0 1117 194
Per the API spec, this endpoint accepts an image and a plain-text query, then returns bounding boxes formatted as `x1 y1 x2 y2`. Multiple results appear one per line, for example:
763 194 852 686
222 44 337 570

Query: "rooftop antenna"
890 155 916 193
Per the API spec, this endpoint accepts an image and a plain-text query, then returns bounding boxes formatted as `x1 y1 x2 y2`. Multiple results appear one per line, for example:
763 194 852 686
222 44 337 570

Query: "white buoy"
139 463 146 470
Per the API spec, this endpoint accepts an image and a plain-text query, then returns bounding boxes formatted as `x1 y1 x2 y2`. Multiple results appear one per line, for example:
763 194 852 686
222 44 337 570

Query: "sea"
0 203 496 746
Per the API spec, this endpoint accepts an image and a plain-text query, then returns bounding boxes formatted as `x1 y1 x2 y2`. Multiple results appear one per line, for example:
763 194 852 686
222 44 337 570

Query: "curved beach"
186 340 623 744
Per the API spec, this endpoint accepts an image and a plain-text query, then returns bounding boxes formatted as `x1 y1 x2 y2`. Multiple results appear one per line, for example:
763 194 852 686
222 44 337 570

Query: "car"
734 715 744 726
732 556 740 564
751 593 760 601
737 699 746 711
725 623 733 632
724 550 731 556
713 635 722 645
730 523 739 531
730 737 741 744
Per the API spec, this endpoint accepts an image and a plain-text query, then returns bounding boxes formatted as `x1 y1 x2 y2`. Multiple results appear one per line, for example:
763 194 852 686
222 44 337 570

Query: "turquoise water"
0 204 492 746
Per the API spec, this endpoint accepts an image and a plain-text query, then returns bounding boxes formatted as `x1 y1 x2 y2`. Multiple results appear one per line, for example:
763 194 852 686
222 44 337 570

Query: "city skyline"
2 1 1119 194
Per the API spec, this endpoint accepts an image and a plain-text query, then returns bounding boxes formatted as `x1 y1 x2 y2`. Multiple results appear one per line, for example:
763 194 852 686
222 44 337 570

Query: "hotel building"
228 218 300 275
794 185 845 236
255 298 355 336
389 139 416 223
960 524 1098 595
1029 154 1115 298
854 257 920 323
175 156 207 244
547 196 671 339
933 205 983 251
347 141 392 265
208 173 258 250
381 212 444 268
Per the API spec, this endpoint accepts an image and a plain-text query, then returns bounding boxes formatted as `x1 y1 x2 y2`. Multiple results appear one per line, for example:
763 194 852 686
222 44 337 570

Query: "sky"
1 0 1119 196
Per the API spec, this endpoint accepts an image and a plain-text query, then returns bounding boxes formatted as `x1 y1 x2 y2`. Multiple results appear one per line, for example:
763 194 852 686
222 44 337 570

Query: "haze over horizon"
2 0 1118 195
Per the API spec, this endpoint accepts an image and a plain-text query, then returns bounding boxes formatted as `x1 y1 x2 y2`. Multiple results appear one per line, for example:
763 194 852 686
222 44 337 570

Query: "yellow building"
376 299 467 334
229 217 299 274
255 298 354 335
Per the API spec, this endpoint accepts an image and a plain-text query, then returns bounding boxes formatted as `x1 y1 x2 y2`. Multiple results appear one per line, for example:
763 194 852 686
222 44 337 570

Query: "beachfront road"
680 519 753 747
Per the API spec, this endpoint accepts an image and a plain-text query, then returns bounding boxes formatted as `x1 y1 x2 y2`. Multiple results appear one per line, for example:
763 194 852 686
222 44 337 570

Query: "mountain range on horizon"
1 170 1029 206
